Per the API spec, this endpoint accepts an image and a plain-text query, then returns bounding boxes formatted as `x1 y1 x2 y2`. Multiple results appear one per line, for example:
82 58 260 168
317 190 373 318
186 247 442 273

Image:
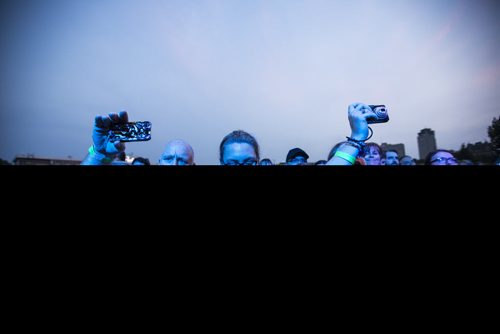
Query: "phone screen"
109 121 152 142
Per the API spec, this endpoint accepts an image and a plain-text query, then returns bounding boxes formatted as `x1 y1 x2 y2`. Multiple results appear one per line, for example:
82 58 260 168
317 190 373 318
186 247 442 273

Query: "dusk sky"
1 0 499 164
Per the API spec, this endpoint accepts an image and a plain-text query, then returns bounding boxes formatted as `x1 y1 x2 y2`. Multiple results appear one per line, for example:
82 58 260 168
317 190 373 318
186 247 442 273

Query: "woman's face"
222 143 258 166
364 146 382 165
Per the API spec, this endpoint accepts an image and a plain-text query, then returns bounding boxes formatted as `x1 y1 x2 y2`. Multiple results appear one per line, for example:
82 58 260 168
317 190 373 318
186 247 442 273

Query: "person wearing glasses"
425 150 459 166
81 111 195 165
219 130 260 166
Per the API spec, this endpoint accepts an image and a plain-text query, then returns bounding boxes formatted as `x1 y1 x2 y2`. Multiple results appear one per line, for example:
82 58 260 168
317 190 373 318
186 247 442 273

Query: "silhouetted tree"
455 142 495 164
453 144 473 161
0 158 12 165
488 116 500 152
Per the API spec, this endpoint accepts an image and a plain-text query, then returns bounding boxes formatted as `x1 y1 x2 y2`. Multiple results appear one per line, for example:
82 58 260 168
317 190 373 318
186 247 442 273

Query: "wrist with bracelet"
333 150 356 165
344 139 365 152
346 128 373 154
334 127 373 165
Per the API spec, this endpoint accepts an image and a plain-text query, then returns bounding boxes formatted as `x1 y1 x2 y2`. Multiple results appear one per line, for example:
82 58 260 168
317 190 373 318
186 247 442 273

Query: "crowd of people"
81 102 466 166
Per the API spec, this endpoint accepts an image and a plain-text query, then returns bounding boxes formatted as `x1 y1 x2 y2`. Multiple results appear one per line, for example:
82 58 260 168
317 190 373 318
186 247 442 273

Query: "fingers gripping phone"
367 105 390 124
109 121 152 142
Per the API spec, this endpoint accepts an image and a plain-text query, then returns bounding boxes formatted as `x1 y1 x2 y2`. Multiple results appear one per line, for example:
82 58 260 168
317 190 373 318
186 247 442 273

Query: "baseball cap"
286 148 309 162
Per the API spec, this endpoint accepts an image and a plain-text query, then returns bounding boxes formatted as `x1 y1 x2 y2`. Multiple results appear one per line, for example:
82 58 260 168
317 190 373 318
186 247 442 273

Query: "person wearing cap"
286 148 309 165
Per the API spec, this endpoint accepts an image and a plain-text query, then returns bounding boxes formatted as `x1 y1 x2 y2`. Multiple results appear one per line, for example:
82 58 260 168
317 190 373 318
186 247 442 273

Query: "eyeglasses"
431 157 458 165
223 160 258 166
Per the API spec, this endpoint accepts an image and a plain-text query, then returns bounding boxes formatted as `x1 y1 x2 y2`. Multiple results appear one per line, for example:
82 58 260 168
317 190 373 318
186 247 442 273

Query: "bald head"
159 139 194 165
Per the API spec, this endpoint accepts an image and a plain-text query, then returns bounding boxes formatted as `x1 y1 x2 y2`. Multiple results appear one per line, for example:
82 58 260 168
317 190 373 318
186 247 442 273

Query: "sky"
1 0 499 164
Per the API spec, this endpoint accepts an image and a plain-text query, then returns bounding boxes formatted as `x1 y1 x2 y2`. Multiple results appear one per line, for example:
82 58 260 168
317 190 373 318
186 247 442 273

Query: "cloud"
473 64 500 87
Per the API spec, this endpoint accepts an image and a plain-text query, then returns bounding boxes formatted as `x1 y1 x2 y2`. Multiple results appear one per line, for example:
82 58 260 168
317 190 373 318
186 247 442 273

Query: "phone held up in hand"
109 121 152 142
367 105 389 124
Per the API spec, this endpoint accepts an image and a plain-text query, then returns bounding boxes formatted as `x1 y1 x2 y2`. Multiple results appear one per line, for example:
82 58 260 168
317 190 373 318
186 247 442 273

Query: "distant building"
381 143 405 157
418 128 437 160
13 154 81 165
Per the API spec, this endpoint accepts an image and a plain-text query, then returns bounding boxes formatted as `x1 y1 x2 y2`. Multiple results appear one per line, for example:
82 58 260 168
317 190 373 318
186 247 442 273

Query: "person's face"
400 157 415 165
287 156 308 165
364 146 381 165
430 151 458 165
159 142 194 165
222 143 258 166
385 152 399 165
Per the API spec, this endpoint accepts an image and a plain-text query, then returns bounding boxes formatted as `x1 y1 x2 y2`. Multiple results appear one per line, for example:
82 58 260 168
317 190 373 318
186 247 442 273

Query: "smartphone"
367 105 389 124
109 121 152 142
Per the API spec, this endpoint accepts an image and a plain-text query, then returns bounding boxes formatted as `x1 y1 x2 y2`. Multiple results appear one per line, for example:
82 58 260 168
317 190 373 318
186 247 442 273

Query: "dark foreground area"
4 165 496 196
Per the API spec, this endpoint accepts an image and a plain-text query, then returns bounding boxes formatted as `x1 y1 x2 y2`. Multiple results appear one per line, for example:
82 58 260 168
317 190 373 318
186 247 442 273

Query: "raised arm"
81 111 129 165
327 103 376 166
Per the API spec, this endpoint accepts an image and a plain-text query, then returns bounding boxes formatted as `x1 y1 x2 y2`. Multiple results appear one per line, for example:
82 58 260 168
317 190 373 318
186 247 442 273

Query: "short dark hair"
362 142 383 158
259 158 273 165
132 157 151 165
383 150 399 159
400 155 416 164
219 130 260 164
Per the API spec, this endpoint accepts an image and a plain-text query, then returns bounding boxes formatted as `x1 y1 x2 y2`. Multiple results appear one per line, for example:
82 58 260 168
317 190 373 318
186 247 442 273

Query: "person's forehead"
224 142 256 159
164 143 190 156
